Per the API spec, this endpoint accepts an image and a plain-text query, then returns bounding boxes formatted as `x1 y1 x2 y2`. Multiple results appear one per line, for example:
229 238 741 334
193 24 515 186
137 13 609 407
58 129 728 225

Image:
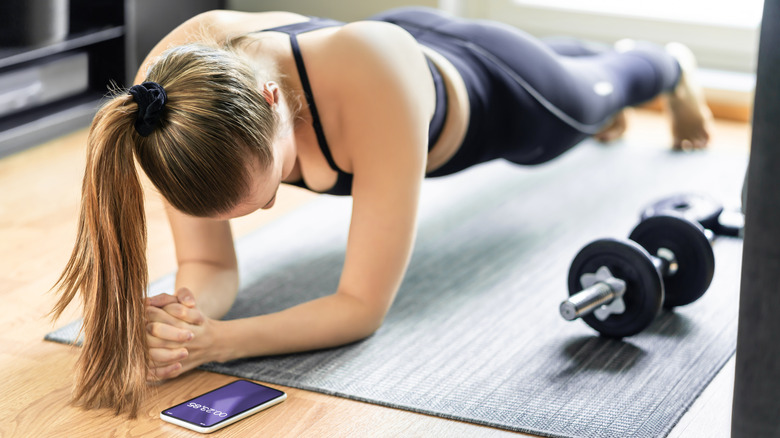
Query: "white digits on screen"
187 403 229 417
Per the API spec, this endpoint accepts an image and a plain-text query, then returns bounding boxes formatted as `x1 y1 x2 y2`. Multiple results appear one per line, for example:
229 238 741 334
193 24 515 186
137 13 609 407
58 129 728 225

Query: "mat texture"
47 140 746 438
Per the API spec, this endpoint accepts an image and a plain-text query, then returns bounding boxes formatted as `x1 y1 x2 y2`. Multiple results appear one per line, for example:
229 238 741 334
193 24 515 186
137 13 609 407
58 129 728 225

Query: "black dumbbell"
640 193 743 237
560 214 715 338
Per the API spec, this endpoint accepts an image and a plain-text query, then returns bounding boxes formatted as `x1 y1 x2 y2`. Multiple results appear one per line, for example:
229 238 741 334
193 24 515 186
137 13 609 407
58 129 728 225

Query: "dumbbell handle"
560 282 616 321
561 266 629 323
651 248 679 277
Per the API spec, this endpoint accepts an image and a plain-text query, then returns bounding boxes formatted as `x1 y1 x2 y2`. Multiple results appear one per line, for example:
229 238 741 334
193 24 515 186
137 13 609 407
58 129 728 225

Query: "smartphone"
160 380 287 434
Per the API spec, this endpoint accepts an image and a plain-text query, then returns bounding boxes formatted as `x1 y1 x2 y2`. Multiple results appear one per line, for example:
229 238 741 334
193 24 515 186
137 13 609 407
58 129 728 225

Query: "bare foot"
664 42 713 150
594 109 628 143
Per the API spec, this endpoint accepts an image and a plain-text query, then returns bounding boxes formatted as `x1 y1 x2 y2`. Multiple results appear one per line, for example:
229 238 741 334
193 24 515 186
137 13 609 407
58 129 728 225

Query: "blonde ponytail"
53 96 150 416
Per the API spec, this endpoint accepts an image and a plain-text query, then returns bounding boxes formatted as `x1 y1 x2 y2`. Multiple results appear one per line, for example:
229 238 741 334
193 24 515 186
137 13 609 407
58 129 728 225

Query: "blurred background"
0 0 762 158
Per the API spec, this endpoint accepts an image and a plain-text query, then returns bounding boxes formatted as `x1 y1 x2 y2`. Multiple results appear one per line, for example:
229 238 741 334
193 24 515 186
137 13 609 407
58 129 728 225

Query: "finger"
150 347 188 366
147 321 194 343
146 305 186 327
146 293 179 308
147 305 199 329
147 333 187 349
162 302 206 325
148 362 182 382
175 287 197 308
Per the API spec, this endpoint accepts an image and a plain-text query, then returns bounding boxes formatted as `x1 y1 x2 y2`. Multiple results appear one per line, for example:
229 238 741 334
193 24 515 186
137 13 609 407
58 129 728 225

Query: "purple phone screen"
163 380 284 427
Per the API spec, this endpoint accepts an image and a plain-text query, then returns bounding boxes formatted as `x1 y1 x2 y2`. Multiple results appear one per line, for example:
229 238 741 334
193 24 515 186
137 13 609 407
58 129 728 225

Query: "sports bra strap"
287 34 341 172
260 17 343 34
253 18 344 173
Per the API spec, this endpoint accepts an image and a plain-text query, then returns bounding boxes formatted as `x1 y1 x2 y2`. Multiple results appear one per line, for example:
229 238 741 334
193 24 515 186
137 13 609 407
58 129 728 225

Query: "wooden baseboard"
707 101 752 123
640 95 752 123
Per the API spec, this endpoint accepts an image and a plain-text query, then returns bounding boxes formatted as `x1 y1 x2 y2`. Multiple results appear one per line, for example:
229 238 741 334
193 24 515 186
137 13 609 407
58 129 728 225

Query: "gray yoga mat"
47 140 746 438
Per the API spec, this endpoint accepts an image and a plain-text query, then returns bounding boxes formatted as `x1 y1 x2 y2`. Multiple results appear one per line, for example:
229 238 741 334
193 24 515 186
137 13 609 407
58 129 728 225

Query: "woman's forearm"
212 292 384 361
174 262 238 319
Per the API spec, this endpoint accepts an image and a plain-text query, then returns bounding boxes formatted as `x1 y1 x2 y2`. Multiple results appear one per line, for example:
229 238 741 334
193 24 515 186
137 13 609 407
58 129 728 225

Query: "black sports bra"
253 17 447 196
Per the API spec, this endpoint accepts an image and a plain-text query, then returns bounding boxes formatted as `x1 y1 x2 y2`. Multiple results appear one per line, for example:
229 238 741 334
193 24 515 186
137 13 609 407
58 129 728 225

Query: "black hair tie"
128 81 167 137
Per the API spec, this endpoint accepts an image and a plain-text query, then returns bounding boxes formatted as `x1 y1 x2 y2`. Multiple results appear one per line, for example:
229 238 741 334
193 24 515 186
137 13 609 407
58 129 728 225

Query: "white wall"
226 0 437 22
470 0 761 74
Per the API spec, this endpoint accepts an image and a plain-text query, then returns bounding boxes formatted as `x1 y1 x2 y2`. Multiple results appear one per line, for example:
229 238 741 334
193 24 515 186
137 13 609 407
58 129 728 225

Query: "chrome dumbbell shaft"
651 247 679 277
560 266 627 321
560 282 616 321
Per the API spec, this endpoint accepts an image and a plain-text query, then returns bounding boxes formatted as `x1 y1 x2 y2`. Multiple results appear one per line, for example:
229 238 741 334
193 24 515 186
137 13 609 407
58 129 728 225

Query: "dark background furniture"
0 0 223 158
732 0 780 436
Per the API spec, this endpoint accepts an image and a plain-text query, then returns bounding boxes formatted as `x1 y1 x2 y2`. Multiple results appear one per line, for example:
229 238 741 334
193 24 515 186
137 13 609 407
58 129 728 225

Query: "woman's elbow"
359 313 386 339
339 292 390 340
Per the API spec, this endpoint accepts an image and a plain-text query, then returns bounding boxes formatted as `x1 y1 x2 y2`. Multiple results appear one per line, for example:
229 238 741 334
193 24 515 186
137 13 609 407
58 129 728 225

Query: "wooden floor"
0 108 750 437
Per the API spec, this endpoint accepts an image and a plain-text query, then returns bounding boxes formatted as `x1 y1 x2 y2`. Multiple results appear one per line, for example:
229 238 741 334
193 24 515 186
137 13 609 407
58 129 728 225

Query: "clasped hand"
145 288 214 382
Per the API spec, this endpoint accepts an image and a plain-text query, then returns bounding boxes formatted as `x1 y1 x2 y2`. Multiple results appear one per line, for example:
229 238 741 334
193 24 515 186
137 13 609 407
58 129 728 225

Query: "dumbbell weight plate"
568 239 664 338
640 193 723 232
629 215 715 308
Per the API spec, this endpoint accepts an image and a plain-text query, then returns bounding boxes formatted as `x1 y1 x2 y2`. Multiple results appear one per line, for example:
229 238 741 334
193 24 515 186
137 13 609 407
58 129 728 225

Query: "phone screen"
162 380 285 428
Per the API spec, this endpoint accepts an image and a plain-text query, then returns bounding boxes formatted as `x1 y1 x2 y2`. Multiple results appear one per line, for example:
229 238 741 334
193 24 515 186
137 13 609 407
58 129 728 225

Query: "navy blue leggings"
371 7 680 174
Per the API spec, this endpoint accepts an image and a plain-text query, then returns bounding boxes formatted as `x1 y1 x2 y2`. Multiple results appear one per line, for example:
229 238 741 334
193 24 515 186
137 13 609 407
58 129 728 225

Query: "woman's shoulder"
327 20 419 57
309 19 435 155
312 19 425 88
307 19 433 123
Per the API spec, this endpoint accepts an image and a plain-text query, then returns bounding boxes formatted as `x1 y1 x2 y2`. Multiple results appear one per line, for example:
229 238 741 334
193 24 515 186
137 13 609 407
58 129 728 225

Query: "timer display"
186 402 229 417
163 380 285 427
